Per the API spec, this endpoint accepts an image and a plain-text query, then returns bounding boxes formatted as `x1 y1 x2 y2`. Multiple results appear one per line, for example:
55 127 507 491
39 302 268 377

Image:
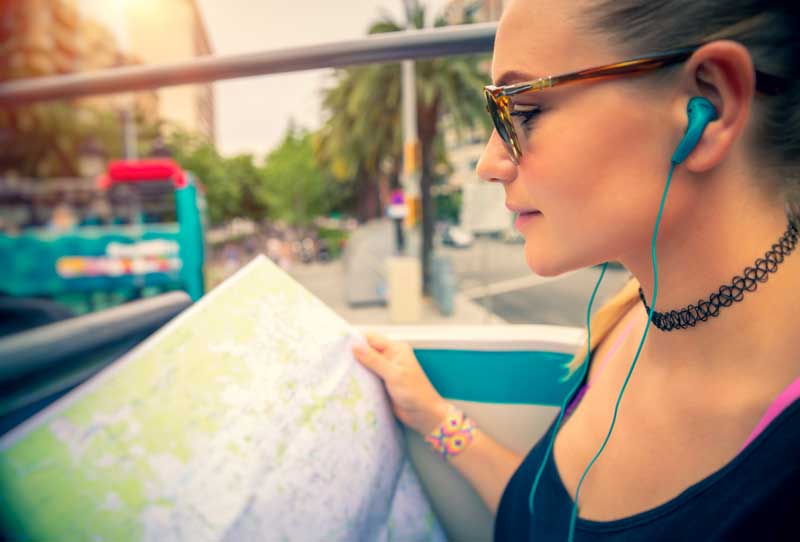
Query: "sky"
193 0 452 158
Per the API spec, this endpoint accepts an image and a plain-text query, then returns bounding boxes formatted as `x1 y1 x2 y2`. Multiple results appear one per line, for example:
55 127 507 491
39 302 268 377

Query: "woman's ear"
673 40 756 172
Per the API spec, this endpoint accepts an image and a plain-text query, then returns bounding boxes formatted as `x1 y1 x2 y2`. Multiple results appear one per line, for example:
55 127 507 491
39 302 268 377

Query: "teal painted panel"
414 349 581 406
0 227 182 298
175 178 205 301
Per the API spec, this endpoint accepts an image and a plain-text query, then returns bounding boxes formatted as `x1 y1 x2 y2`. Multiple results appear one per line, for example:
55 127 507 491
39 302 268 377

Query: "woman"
353 0 800 539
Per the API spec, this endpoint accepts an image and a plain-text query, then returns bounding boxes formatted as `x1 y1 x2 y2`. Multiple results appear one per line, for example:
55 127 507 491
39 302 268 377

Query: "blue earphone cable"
526 96 715 540
525 161 678 540
528 261 609 517
564 161 677 541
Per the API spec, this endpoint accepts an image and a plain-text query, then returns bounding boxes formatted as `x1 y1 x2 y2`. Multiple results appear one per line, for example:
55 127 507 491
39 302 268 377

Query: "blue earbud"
671 96 719 165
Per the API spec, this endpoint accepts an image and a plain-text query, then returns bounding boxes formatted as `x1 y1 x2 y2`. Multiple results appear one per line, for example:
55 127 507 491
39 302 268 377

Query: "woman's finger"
352 343 389 380
364 332 392 353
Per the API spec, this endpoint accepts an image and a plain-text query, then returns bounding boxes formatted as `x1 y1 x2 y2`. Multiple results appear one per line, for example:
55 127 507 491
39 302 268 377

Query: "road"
436 236 632 326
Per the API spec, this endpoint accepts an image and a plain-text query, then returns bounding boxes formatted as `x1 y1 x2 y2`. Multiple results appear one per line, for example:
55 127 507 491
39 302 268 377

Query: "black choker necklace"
639 219 799 332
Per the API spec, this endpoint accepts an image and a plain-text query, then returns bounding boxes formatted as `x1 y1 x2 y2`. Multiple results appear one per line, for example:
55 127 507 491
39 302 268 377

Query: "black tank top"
494 388 800 541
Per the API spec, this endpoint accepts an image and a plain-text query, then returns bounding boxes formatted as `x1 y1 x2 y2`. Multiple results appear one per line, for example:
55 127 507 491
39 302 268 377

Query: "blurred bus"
0 159 206 335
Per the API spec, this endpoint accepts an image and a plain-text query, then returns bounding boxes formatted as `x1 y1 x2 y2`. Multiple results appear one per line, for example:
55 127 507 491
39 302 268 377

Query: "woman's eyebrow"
494 69 539 87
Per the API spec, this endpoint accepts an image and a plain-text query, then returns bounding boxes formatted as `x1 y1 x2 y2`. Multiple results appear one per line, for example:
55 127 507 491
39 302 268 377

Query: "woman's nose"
476 130 517 185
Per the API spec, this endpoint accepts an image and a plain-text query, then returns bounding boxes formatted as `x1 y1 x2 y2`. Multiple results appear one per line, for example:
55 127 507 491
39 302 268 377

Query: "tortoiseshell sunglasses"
484 45 789 164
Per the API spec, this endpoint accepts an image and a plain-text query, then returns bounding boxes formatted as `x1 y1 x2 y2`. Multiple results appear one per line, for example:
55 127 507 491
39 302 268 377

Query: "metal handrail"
0 22 496 107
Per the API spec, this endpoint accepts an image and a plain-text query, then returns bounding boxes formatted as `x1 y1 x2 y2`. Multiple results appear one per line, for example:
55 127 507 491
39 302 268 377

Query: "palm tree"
315 62 403 222
315 1 490 294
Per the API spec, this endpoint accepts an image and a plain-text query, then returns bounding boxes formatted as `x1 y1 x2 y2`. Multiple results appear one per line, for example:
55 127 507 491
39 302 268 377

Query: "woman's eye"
511 104 542 130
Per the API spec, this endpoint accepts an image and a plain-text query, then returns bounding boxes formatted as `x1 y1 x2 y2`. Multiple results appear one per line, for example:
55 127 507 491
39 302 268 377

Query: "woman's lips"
514 210 542 229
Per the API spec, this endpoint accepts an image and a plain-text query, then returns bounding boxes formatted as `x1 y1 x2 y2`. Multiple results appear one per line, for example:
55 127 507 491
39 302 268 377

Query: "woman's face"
477 0 686 277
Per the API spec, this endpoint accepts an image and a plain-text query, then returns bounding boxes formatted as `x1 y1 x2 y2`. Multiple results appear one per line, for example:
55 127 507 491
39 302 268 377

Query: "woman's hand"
352 332 449 436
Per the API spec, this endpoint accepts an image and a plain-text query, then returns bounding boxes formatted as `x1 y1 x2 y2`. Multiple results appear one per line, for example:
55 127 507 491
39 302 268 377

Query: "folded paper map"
0 255 446 541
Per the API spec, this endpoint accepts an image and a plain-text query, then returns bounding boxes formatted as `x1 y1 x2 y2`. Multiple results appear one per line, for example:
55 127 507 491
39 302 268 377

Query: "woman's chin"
523 242 566 278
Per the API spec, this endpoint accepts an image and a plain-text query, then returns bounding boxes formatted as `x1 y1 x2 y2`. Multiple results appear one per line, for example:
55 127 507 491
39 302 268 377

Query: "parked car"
441 224 474 248
501 228 525 244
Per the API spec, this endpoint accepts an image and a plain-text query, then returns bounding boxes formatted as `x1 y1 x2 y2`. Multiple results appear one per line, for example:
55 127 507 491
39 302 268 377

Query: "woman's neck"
618 198 800 390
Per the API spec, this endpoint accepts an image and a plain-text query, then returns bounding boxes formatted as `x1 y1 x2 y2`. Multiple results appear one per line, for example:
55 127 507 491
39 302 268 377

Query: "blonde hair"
562 274 642 380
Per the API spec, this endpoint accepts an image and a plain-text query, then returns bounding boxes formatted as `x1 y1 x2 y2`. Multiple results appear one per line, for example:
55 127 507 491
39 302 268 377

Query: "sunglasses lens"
485 91 519 162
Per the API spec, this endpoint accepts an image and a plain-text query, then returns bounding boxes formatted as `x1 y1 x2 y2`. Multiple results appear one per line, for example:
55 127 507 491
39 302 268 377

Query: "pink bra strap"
740 375 800 452
570 311 800 455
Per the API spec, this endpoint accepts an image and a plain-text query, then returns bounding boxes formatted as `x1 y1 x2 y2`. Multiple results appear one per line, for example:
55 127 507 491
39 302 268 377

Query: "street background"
205 223 632 328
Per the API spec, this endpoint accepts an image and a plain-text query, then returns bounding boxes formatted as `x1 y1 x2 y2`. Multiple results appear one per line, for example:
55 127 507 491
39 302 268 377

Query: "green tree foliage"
0 101 166 178
260 128 343 228
315 1 490 292
166 130 252 224
0 104 122 177
314 62 401 222
167 127 340 227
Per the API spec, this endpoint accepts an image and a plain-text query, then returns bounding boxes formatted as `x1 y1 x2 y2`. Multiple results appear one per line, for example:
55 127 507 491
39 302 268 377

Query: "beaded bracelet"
424 404 477 460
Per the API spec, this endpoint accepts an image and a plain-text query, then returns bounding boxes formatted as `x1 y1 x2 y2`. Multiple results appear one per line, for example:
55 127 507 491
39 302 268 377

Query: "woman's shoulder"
585 300 643 383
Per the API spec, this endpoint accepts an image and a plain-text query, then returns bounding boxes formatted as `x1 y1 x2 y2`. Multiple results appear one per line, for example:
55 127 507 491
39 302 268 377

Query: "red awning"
98 159 188 189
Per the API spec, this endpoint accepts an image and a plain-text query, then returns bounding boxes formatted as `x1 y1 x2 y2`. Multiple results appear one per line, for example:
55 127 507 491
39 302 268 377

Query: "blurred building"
0 0 159 121
0 0 215 144
0 0 82 79
118 0 216 143
75 18 160 121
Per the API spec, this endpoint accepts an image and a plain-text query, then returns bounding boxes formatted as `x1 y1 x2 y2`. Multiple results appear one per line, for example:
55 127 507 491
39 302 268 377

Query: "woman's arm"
353 333 525 516
444 422 525 515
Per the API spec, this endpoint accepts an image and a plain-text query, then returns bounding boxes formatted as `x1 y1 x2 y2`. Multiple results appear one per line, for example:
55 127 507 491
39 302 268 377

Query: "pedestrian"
354 1 800 540
278 238 292 271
